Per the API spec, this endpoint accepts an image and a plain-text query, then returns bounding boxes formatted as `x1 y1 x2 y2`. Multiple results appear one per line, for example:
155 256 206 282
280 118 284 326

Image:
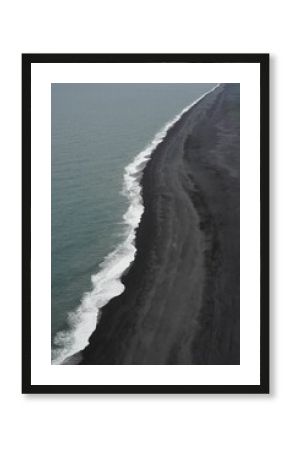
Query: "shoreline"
55 86 217 364
80 83 240 365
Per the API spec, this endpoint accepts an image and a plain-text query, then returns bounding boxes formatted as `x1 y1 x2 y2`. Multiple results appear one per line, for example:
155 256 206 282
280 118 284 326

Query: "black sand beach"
81 84 240 365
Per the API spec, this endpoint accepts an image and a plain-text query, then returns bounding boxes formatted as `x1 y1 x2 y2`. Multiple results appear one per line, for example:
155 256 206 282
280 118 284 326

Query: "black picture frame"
22 53 269 394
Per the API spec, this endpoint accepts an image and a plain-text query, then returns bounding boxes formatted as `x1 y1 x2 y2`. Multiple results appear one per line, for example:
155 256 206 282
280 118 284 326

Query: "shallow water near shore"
51 83 216 363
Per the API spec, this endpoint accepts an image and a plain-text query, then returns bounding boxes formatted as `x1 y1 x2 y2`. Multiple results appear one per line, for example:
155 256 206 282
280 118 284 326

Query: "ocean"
51 83 216 363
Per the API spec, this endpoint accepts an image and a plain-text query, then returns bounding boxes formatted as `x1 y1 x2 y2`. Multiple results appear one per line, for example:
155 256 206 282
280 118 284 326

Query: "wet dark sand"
81 83 240 365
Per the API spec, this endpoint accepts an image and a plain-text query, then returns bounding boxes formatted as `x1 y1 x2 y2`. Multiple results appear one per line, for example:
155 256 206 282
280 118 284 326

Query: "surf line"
52 84 220 364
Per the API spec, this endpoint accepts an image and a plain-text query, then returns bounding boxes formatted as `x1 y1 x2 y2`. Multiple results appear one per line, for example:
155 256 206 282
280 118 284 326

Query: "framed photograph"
22 53 269 394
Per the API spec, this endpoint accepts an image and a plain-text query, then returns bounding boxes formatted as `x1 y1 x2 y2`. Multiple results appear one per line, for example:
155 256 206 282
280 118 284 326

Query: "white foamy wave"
52 84 219 364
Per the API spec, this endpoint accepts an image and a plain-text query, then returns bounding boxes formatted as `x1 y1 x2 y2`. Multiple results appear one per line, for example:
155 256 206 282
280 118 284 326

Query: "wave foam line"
52 84 219 364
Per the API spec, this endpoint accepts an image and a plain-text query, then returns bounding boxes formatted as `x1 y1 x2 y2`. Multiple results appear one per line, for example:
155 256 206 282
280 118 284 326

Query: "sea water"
51 83 216 363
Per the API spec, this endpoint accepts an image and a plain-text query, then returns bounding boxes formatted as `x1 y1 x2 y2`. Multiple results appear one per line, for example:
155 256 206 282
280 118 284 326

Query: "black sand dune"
81 83 240 365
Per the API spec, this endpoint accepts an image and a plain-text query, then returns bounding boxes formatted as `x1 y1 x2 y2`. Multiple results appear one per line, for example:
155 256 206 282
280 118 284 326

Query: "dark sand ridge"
80 83 240 365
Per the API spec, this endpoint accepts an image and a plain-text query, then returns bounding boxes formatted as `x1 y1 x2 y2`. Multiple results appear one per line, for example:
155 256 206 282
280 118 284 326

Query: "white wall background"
0 1 287 449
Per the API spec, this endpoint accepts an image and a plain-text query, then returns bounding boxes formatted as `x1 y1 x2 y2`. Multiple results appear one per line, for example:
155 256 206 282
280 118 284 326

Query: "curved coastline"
80 83 240 365
53 87 217 365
